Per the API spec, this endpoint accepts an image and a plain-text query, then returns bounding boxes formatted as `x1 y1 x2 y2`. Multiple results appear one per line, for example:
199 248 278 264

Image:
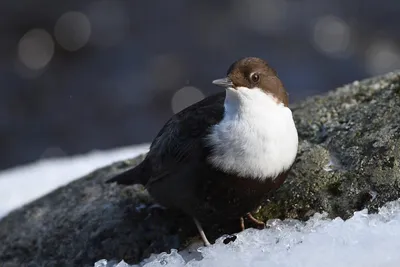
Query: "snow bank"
0 144 149 218
96 200 400 267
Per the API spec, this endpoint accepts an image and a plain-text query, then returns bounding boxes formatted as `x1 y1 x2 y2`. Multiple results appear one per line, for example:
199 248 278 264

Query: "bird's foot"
193 217 211 247
239 216 245 231
245 213 265 229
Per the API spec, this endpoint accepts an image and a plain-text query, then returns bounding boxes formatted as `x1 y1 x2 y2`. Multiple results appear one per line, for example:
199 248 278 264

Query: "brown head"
212 57 288 106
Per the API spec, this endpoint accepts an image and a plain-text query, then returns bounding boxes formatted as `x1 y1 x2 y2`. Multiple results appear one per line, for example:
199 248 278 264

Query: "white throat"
206 87 298 181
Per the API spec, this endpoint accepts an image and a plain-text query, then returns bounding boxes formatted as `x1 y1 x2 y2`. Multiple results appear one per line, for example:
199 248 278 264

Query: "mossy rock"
1 71 400 266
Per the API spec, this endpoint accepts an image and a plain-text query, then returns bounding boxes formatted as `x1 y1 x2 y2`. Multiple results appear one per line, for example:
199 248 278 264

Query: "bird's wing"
145 91 225 185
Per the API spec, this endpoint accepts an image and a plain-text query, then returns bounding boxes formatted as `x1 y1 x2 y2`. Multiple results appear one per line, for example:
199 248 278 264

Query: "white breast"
206 87 298 181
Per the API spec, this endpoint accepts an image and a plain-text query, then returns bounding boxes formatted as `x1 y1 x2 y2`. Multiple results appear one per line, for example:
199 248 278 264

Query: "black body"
106 91 290 226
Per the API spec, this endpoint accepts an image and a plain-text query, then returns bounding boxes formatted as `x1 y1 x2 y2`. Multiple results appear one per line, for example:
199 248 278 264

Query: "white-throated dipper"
106 57 298 246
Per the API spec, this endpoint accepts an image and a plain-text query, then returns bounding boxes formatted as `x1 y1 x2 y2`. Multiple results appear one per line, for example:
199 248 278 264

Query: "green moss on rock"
1 71 400 266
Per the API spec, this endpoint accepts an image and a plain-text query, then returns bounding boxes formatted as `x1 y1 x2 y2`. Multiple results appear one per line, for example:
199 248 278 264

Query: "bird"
106 57 298 246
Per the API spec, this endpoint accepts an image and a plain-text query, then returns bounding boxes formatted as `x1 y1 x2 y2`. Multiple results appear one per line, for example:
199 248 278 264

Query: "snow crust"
96 199 400 267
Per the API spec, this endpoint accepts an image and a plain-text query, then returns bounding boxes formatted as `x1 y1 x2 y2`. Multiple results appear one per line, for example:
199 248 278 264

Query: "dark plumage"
107 57 298 246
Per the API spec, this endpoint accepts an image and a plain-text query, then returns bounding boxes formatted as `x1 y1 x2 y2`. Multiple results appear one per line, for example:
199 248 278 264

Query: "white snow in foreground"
1 143 400 267
0 144 149 219
96 199 400 267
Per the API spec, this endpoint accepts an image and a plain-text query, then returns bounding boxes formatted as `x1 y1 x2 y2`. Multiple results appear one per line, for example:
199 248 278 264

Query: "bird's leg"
193 217 211 246
245 213 265 229
239 216 245 231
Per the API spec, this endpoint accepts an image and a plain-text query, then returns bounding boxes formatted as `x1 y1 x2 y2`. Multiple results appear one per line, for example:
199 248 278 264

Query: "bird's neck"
206 87 298 181
223 87 283 119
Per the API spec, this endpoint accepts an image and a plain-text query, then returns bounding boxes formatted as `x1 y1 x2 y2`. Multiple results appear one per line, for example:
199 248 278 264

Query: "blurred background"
0 0 399 171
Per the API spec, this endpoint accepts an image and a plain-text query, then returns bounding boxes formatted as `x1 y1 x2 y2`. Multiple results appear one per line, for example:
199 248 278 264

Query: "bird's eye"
250 73 260 83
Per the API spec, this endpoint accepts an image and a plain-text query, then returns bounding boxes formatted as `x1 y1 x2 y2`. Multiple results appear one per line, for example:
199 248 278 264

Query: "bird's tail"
105 159 150 185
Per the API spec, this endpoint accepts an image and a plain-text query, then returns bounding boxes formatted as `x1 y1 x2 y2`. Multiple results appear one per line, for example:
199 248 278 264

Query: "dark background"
0 0 399 171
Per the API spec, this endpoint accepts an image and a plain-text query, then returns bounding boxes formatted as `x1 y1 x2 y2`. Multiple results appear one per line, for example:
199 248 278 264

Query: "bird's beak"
212 77 233 88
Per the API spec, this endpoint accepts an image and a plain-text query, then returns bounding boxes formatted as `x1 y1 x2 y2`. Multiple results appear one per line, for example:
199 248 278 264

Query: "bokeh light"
3 0 400 173
365 40 400 75
313 15 351 57
13 58 47 79
17 29 54 70
171 86 205 114
54 11 91 51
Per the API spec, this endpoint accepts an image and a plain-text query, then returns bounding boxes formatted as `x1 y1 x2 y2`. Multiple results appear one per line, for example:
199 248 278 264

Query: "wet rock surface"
1 71 400 266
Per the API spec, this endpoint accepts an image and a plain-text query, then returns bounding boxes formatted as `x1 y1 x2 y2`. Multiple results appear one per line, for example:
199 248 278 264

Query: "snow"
96 200 400 267
0 144 149 219
1 143 400 267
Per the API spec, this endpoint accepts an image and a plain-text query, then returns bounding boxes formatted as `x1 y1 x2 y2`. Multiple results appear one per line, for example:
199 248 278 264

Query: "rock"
255 71 400 222
0 154 196 267
1 71 400 266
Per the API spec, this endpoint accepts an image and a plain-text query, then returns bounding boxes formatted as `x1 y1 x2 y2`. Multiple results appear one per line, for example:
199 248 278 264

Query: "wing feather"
146 92 225 184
